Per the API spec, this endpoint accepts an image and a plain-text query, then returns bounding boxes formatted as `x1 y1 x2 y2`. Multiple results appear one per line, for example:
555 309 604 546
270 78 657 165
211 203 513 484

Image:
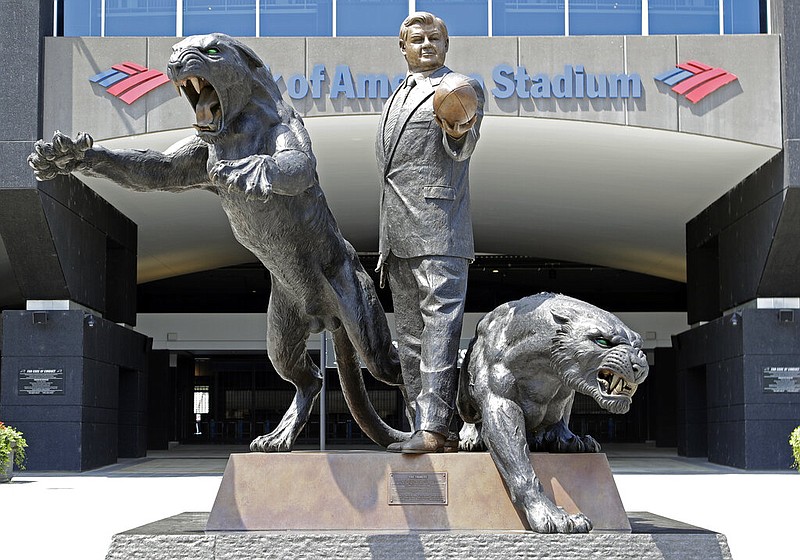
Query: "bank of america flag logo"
89 62 170 105
654 61 738 104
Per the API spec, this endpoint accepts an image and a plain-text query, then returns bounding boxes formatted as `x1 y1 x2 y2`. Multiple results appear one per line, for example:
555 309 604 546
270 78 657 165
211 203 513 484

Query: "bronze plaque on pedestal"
388 472 447 505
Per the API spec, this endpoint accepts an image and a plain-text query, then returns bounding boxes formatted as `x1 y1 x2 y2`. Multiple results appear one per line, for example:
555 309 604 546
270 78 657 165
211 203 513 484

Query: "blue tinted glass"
63 0 102 36
416 0 488 36
261 0 332 36
337 0 406 36
493 0 564 36
106 0 177 36
650 0 719 34
184 0 256 36
570 0 641 35
723 0 760 33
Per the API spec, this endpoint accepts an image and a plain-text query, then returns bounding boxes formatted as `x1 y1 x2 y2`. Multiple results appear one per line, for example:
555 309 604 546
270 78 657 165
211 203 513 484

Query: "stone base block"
105 512 734 560
206 452 629 532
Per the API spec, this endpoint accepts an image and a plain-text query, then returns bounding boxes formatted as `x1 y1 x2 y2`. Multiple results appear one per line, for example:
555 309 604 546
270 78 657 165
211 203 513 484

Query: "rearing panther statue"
28 33 409 452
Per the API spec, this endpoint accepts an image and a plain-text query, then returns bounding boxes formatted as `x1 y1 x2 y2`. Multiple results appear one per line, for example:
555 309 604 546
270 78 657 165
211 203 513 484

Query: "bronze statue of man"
376 12 484 453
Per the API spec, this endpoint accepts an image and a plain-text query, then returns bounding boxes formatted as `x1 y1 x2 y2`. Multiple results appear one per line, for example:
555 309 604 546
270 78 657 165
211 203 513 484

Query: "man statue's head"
399 12 449 74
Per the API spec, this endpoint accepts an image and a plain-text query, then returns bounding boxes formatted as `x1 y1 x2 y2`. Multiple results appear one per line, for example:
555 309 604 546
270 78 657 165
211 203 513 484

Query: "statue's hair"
399 11 448 44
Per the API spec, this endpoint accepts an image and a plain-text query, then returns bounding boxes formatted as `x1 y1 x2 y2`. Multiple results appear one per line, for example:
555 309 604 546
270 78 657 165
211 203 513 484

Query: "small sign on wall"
762 367 800 393
18 368 65 396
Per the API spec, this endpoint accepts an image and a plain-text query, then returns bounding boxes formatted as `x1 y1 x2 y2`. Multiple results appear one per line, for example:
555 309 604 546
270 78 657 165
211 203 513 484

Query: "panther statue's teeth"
193 83 221 132
190 76 203 95
597 369 636 397
177 76 208 98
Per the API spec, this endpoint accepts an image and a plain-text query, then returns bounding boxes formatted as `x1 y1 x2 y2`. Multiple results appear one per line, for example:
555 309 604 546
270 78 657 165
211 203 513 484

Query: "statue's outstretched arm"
440 79 485 163
29 131 211 192
209 122 316 200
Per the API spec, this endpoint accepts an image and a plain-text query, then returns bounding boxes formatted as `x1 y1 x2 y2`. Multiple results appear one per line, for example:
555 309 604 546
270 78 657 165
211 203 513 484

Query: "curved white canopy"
0 114 777 306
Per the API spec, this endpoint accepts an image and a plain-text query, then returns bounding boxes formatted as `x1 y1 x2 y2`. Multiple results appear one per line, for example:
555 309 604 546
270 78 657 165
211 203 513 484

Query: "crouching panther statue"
28 33 408 452
457 293 648 533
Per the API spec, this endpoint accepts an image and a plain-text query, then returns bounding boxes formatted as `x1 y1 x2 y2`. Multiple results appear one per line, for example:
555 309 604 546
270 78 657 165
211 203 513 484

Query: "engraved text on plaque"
388 472 448 505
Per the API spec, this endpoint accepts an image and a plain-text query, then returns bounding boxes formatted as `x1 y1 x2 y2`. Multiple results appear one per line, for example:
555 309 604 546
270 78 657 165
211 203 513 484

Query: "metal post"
319 331 327 451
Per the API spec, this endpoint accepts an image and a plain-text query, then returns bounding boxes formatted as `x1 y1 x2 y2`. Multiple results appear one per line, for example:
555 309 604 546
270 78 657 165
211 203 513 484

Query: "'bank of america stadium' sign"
89 59 737 107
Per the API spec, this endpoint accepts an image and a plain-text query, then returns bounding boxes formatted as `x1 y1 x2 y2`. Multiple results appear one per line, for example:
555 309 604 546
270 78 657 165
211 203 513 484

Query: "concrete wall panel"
448 37 519 117
304 37 404 117
243 38 308 115
144 37 195 134
5 0 50 141
518 36 626 124
677 35 781 148
625 35 677 131
43 37 149 140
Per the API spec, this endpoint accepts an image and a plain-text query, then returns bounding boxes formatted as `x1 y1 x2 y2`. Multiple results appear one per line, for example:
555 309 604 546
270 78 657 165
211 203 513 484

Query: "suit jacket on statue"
376 65 484 266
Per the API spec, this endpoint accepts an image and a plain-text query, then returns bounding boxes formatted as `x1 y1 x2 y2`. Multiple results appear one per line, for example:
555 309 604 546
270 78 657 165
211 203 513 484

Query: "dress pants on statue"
386 253 468 436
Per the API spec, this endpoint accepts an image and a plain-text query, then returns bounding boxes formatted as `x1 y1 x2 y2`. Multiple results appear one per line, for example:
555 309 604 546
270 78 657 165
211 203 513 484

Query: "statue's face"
400 22 448 74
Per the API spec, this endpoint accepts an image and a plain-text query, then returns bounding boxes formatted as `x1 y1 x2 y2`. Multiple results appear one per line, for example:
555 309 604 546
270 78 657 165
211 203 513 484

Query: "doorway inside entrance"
184 353 407 447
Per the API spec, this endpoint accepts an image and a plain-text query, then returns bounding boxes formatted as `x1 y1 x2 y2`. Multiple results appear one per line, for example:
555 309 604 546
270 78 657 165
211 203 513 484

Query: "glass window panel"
649 0 719 35
194 388 210 414
337 0 406 37
415 0 488 36
184 0 256 36
492 0 565 36
63 0 102 36
570 0 641 35
106 0 177 36
261 0 332 36
723 0 761 34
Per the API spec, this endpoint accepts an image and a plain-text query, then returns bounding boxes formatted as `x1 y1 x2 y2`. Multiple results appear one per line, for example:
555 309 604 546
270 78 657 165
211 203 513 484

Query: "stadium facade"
1 0 798 471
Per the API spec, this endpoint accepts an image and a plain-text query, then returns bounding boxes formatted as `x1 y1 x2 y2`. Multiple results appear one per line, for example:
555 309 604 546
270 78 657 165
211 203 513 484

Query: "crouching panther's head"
167 33 286 142
549 297 649 414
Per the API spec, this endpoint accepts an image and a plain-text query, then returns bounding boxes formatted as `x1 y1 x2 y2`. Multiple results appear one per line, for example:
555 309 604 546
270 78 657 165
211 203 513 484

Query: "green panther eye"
594 337 612 348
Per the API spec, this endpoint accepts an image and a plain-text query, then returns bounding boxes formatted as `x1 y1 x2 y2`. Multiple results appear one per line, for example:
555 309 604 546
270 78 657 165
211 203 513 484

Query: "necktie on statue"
383 75 417 150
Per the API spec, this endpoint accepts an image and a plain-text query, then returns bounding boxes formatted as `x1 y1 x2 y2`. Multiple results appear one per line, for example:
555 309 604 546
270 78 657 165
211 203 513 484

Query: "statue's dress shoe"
387 430 458 454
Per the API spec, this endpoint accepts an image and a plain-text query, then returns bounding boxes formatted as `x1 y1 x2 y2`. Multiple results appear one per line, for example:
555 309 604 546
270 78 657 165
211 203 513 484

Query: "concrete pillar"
1 310 149 471
0 2 149 470
675 1 800 469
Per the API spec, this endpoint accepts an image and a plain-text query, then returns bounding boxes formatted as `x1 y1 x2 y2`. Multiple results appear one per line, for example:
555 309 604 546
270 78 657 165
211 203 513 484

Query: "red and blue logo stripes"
654 61 738 104
89 62 170 105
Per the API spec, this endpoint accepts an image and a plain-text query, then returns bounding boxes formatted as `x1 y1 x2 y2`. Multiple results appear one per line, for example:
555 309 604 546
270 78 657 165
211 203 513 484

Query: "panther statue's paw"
530 419 601 453
527 500 593 533
28 131 93 181
458 422 486 451
250 432 293 453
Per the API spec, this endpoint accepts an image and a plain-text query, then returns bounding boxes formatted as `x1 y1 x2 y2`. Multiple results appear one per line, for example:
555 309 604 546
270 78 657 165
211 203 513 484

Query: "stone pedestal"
105 452 734 559
206 452 629 532
106 512 734 560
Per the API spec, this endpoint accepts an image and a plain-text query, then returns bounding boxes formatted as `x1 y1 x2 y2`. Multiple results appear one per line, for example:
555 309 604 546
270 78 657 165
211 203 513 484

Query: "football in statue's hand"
433 75 478 126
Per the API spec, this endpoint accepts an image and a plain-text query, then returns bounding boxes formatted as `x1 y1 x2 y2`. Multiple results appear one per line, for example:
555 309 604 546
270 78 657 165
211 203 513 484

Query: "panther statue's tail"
331 329 408 446
456 334 482 424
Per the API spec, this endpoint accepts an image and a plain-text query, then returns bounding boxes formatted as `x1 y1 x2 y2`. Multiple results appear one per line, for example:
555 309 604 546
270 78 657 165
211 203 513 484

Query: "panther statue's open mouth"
597 369 637 398
176 75 222 134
